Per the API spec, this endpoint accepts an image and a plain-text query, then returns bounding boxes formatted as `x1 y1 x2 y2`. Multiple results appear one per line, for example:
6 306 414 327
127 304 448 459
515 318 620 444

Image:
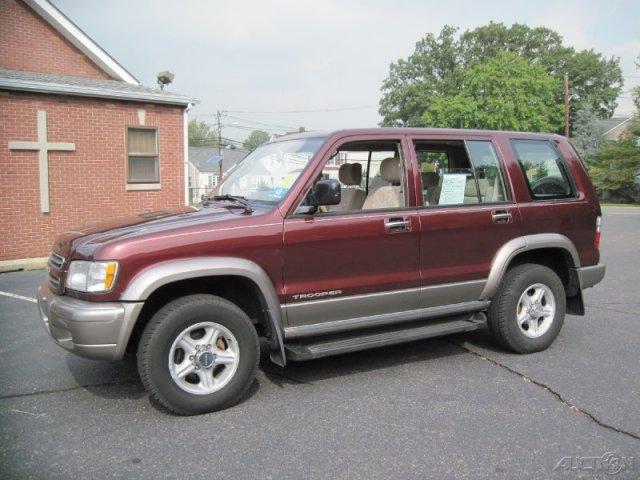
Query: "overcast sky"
55 0 639 144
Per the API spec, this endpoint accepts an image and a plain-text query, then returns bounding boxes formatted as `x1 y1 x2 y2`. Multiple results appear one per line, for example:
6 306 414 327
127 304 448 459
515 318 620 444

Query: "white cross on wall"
8 110 76 213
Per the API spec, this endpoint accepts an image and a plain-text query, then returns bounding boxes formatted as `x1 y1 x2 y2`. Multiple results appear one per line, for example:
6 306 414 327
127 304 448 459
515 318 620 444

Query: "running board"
284 315 485 361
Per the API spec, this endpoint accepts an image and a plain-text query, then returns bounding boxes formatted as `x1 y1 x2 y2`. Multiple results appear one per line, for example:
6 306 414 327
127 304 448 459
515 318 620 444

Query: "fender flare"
120 257 287 366
479 233 581 300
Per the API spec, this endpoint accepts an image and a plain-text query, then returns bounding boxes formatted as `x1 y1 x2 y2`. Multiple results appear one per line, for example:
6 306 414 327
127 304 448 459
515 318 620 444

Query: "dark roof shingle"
188 146 249 173
0 67 196 105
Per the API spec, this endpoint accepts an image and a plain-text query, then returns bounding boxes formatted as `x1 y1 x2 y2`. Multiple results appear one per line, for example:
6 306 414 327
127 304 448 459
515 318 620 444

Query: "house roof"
23 0 139 84
0 68 196 106
189 146 249 173
597 116 633 138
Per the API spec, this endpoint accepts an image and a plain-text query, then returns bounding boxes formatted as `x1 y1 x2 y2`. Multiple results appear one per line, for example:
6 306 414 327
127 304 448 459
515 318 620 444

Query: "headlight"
66 261 118 292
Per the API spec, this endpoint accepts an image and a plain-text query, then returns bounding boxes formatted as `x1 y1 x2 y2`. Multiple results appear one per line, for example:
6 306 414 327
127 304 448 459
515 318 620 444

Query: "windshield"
214 137 326 205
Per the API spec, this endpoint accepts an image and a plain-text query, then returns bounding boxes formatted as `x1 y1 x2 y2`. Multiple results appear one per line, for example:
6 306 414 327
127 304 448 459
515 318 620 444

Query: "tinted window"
512 140 574 200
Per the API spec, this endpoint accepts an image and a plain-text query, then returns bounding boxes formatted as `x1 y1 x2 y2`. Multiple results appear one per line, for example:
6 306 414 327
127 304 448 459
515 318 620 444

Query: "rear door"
507 138 600 267
410 134 523 307
282 135 421 328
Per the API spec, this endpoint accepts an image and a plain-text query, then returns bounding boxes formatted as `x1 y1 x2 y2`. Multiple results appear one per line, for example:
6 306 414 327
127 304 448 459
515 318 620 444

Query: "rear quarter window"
511 139 575 200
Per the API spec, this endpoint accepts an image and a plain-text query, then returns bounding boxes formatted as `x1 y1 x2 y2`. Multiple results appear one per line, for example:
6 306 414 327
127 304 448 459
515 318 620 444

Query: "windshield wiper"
202 194 253 214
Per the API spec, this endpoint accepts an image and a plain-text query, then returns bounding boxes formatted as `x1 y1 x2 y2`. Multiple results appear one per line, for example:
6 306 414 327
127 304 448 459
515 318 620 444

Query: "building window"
127 128 159 183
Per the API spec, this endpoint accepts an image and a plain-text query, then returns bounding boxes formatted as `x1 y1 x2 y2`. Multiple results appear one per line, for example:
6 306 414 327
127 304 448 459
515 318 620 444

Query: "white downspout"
183 105 190 205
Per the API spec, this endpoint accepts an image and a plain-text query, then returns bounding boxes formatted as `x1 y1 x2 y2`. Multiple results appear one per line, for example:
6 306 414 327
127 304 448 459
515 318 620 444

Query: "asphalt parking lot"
1 207 638 479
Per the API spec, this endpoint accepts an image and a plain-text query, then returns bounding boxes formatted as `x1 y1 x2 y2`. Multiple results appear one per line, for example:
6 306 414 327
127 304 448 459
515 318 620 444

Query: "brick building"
0 0 195 261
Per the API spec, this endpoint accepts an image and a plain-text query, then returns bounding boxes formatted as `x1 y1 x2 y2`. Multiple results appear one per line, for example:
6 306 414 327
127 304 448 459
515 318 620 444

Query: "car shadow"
65 353 144 400
64 350 262 414
448 327 508 354
63 329 502 408
260 334 475 386
146 377 262 416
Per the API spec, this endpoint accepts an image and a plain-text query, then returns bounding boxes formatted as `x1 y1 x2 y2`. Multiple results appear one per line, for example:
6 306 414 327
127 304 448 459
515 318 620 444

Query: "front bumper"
575 263 606 290
37 283 144 361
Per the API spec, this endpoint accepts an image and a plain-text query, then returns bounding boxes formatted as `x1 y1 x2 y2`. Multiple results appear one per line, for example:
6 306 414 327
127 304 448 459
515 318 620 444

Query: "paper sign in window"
438 173 467 205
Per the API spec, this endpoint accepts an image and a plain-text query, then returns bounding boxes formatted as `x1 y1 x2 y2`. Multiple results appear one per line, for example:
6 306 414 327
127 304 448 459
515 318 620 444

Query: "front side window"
215 137 325 205
128 128 159 183
301 140 407 214
512 140 574 200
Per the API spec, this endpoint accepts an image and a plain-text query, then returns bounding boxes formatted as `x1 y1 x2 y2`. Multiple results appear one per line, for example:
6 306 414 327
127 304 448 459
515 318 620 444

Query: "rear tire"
487 263 566 353
137 294 259 415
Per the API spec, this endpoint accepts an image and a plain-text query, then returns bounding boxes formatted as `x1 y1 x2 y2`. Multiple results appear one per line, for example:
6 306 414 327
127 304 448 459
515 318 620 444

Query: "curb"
0 257 48 272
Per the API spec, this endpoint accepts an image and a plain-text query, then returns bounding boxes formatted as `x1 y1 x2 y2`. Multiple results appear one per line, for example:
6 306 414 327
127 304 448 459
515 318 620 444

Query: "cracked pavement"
1 207 639 479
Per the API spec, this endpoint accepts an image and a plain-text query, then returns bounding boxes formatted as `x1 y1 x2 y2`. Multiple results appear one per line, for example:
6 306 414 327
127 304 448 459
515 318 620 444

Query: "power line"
222 113 296 131
190 136 245 147
221 124 285 133
220 136 245 145
191 116 287 133
197 105 377 115
191 114 291 133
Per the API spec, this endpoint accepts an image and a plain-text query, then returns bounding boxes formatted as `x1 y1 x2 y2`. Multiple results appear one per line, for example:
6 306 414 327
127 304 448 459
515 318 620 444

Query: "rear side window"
512 140 574 200
466 141 508 203
414 139 508 206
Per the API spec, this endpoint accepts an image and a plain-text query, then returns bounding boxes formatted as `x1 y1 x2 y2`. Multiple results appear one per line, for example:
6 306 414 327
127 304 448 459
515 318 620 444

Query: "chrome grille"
48 273 61 290
48 252 64 270
48 252 65 293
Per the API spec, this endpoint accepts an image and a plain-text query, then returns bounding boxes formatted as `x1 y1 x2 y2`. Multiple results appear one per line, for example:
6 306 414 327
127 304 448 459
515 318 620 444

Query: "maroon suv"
38 128 605 415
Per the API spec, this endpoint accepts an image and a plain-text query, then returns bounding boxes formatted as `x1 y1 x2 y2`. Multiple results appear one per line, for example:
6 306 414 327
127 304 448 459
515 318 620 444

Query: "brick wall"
0 91 186 259
0 0 111 79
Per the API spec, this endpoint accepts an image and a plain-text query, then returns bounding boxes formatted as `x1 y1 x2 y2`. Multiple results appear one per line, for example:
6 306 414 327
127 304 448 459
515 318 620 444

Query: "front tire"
487 263 566 353
137 294 259 415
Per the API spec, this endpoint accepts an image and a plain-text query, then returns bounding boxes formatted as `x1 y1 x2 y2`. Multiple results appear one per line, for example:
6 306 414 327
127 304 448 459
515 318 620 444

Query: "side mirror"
294 179 342 215
313 179 341 206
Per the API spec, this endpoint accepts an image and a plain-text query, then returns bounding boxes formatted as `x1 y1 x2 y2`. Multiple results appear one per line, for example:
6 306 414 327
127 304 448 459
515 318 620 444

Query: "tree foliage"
588 135 640 203
634 54 640 112
188 119 217 147
380 22 623 130
422 52 563 132
571 103 601 164
584 52 639 203
243 130 271 151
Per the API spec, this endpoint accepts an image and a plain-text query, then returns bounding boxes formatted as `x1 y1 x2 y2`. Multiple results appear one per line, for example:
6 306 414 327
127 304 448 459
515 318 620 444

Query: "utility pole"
216 110 223 183
564 72 570 137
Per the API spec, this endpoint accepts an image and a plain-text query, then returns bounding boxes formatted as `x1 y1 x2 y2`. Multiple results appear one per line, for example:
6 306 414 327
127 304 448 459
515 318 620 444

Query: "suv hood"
53 205 262 259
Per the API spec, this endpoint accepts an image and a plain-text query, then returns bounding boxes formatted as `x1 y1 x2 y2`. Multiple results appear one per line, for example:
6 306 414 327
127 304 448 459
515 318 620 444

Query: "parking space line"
0 291 37 304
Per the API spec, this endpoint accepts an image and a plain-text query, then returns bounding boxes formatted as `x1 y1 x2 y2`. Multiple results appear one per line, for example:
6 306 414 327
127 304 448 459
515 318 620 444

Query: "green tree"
460 23 623 120
380 23 623 129
634 53 640 112
243 130 271 151
588 137 640 203
379 25 462 126
571 103 601 164
421 52 563 132
188 119 217 147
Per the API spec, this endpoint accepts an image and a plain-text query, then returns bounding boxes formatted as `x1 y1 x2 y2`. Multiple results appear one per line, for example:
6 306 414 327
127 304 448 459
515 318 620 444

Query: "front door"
410 135 523 307
282 136 421 328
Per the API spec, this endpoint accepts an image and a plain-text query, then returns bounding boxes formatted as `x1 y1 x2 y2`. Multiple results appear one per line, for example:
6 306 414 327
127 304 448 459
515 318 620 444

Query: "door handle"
384 217 412 233
491 210 513 224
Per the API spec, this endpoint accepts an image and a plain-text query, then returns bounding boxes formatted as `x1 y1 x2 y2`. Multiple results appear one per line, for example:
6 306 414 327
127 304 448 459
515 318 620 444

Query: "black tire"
487 263 566 353
137 294 259 415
